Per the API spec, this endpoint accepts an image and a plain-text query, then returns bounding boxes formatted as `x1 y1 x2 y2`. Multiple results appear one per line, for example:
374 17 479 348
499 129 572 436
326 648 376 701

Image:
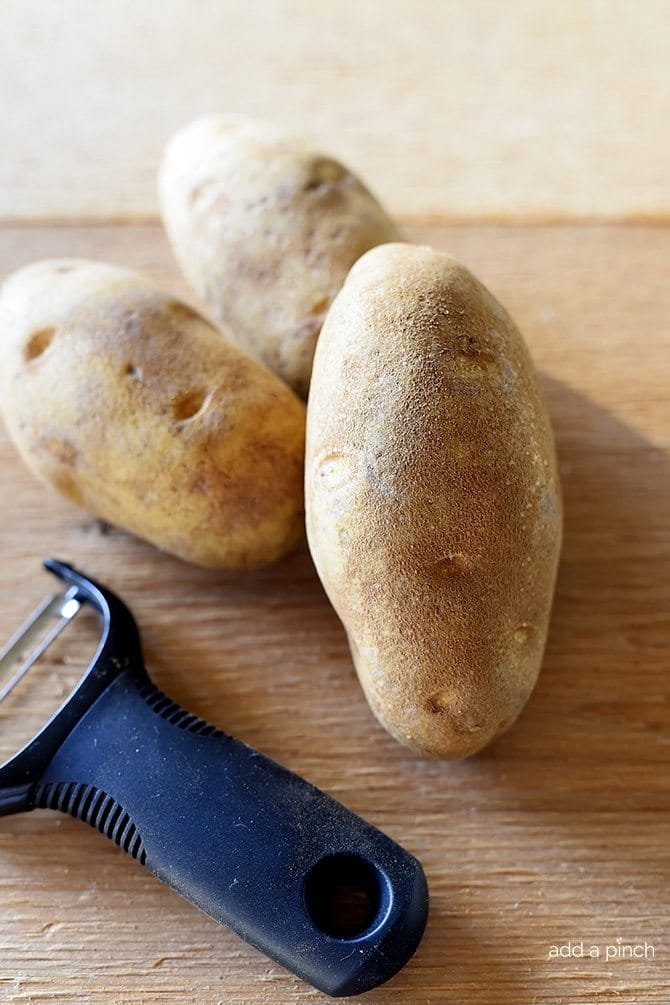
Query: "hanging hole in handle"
303 853 390 940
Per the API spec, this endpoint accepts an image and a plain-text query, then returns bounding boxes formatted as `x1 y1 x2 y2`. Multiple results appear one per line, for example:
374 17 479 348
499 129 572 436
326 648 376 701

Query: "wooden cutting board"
0 221 668 1004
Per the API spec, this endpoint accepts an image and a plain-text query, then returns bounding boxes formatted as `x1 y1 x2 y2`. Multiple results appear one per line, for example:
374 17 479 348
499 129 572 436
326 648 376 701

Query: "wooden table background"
0 4 669 1004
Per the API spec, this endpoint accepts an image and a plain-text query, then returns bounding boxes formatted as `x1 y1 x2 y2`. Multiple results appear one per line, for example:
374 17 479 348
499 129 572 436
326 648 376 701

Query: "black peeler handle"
1 561 428 998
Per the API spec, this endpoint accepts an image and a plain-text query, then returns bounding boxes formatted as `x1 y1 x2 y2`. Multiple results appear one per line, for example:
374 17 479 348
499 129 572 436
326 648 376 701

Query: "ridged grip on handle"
33 672 428 997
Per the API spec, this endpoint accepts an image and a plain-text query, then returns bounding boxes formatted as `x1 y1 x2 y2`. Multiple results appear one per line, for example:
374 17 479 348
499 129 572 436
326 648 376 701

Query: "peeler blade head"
0 587 83 704
0 560 147 800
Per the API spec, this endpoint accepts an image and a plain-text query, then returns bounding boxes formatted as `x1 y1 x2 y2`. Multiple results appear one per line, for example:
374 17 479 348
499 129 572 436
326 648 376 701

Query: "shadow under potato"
490 373 670 788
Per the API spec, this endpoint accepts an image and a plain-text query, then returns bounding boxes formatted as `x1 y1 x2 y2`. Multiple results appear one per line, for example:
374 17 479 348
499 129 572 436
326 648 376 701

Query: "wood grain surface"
2 1 670 223
0 222 668 1004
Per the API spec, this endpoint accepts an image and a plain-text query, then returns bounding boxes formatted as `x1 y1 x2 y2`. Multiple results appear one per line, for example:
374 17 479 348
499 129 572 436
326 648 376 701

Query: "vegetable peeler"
0 560 428 997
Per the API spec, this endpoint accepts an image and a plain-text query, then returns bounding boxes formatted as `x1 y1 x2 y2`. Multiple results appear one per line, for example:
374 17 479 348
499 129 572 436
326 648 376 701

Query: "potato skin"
0 259 305 569
158 114 401 398
305 243 562 758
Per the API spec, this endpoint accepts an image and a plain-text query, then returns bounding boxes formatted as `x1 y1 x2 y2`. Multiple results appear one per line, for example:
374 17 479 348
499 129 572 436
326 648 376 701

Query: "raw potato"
158 114 401 398
0 259 306 570
306 243 562 759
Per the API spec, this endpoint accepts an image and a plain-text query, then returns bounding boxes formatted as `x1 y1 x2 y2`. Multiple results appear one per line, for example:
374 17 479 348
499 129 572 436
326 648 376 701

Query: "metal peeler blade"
0 586 82 703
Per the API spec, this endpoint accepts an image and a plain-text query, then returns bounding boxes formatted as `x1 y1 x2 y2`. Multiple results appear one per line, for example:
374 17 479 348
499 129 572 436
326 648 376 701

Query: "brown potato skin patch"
0 259 305 570
306 243 562 759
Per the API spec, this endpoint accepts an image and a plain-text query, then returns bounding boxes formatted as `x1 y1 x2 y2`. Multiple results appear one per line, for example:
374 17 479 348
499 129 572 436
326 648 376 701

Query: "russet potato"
0 259 305 569
159 114 400 397
305 243 562 758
